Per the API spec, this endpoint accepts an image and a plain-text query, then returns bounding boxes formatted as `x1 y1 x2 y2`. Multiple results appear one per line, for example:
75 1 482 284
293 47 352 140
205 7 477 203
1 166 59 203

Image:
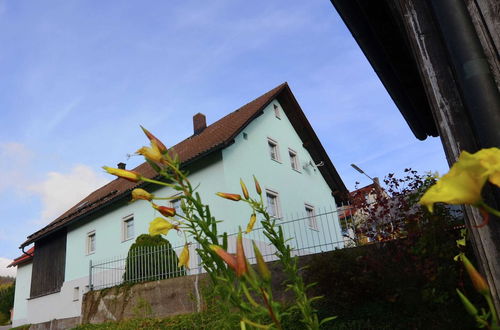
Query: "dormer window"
268 138 280 162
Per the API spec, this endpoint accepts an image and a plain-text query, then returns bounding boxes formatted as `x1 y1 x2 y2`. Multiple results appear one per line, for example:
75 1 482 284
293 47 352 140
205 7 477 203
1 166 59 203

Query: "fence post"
89 259 93 291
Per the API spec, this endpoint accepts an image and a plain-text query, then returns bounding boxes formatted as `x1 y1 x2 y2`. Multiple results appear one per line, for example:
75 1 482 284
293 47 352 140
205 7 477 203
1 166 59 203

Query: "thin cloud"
0 257 16 277
28 164 109 225
0 142 34 193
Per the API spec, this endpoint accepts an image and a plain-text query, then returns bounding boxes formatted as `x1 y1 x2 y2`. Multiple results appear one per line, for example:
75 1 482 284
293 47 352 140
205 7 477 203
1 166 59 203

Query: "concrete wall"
12 262 32 327
81 274 206 324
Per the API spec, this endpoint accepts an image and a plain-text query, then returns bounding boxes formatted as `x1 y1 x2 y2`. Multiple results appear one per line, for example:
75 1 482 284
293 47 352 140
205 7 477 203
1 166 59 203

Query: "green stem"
141 177 177 188
477 201 500 218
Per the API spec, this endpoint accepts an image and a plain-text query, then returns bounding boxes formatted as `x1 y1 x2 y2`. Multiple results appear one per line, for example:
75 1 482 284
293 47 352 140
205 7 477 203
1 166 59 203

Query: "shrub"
122 234 185 283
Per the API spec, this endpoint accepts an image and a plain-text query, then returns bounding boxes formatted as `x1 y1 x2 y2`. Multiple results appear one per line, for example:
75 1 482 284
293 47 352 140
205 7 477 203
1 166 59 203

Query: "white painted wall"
12 262 32 327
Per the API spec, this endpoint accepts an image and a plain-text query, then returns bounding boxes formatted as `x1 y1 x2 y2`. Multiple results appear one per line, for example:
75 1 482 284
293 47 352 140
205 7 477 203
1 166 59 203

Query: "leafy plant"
123 234 185 283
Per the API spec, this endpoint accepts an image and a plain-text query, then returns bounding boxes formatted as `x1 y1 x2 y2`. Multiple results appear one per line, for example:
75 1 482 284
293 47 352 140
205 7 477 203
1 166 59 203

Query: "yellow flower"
102 166 142 182
140 126 168 154
178 243 190 269
419 150 490 212
149 217 178 236
130 188 154 202
474 148 500 187
216 192 241 201
136 141 163 163
245 214 257 234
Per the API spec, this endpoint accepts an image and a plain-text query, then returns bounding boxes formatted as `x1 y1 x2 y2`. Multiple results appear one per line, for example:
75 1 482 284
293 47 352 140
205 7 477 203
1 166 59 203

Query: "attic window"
273 104 280 119
268 138 280 162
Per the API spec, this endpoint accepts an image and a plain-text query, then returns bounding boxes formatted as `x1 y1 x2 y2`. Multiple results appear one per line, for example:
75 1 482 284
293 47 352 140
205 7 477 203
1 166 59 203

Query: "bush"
304 223 476 329
0 282 14 325
123 234 185 283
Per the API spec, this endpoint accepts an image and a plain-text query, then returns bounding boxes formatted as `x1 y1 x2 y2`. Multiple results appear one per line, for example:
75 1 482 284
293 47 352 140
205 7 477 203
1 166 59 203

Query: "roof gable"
21 83 347 247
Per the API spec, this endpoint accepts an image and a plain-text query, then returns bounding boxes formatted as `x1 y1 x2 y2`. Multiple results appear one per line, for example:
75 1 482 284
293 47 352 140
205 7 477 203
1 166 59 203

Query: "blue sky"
0 0 449 275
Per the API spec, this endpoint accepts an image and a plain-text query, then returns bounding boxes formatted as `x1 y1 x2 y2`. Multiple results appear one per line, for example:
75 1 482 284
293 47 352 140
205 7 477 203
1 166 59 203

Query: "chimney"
117 162 126 169
193 113 207 135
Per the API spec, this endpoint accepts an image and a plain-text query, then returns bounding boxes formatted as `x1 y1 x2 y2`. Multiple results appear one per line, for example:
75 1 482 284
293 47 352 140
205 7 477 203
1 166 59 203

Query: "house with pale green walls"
9 83 348 327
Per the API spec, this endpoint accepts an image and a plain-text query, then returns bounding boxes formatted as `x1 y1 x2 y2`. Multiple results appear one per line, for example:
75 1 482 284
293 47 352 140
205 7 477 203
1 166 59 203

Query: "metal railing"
89 206 345 290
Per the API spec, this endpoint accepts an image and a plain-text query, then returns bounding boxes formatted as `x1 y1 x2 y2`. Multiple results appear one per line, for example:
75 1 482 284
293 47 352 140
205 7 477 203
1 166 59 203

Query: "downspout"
428 0 500 149
22 245 34 257
427 0 500 319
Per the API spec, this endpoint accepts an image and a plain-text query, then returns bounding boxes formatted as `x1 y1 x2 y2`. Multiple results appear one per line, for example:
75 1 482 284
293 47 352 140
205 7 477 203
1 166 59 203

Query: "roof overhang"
330 0 438 140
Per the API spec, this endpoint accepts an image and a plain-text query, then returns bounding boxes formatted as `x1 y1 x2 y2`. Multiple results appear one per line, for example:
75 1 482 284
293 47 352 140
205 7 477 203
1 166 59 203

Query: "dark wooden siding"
30 229 67 298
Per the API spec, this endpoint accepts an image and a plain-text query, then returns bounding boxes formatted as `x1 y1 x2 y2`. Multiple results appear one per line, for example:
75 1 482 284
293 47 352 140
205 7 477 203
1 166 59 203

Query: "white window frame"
305 204 318 231
273 104 281 119
265 189 281 219
267 137 280 162
122 214 135 242
73 286 80 301
289 148 300 172
86 230 96 255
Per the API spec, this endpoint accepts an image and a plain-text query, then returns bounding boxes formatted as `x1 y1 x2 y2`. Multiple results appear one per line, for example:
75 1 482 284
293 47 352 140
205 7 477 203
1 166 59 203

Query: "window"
268 138 280 162
266 190 281 218
289 149 299 171
86 231 96 255
170 198 184 217
305 204 318 230
73 287 79 301
122 216 134 241
273 104 281 119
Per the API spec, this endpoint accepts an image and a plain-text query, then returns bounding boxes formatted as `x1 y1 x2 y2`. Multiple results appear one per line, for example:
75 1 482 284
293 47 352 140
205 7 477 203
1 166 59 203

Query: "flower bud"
152 203 176 217
102 166 142 182
252 241 271 281
461 254 490 295
210 245 238 271
140 126 168 154
245 214 257 234
240 179 249 199
253 175 262 195
131 188 154 202
236 231 248 277
216 192 241 201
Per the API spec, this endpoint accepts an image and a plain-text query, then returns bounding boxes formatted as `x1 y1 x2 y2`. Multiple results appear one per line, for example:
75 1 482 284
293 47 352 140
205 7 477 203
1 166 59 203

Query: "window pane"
125 219 134 239
269 143 277 160
266 192 278 217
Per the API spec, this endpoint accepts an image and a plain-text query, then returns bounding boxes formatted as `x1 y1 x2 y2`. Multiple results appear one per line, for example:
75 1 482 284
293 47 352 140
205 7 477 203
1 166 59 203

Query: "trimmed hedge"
123 234 185 283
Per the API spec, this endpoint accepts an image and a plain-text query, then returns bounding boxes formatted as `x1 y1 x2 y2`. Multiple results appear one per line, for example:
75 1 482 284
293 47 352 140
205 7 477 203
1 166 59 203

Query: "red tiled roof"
8 247 34 267
21 83 347 247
